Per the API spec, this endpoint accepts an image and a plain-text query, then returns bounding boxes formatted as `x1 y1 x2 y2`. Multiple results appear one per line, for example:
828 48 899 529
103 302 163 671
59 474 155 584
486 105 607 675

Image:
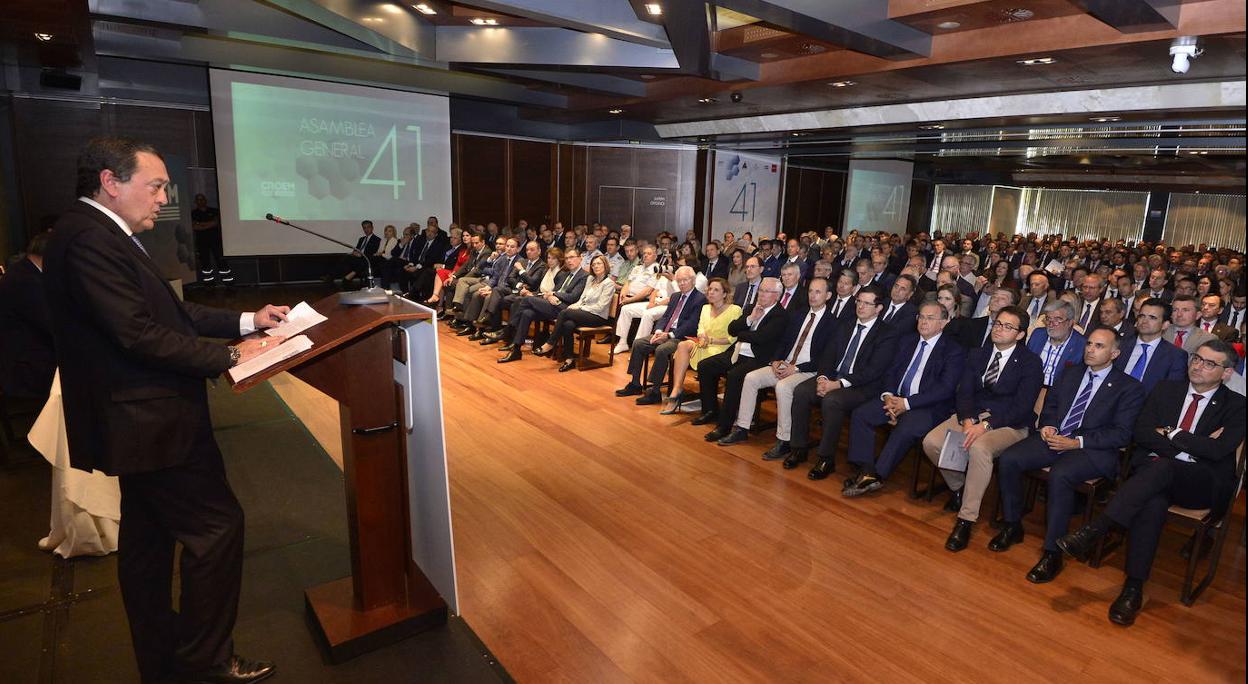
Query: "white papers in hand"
264 301 327 337
228 335 314 383
938 429 970 472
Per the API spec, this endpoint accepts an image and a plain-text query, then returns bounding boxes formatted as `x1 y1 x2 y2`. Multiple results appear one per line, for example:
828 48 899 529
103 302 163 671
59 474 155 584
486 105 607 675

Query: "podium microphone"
265 213 389 305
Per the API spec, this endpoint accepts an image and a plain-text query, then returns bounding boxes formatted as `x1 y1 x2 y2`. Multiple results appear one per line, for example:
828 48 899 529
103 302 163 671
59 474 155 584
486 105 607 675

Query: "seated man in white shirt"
611 245 661 353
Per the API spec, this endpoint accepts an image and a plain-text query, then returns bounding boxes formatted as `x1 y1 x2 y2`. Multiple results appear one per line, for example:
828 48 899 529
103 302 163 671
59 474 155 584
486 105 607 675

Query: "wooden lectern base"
305 577 448 664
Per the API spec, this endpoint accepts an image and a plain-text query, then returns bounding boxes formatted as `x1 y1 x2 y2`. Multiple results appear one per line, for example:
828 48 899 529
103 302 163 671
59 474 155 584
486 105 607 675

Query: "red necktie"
664 294 686 332
1179 393 1203 432
1173 330 1186 348
781 291 792 308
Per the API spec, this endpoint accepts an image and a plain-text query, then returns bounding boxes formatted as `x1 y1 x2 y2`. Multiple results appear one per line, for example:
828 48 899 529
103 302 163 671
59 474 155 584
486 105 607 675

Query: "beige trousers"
922 415 1028 523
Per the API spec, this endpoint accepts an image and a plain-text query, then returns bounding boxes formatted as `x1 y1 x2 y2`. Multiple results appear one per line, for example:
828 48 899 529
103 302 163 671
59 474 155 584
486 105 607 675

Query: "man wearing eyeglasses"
921 306 1044 552
1027 300 1086 389
780 284 900 480
993 327 1145 582
1056 339 1245 626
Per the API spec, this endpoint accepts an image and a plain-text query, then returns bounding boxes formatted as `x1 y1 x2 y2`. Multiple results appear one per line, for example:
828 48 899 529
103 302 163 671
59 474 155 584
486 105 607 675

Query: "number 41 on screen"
360 124 424 200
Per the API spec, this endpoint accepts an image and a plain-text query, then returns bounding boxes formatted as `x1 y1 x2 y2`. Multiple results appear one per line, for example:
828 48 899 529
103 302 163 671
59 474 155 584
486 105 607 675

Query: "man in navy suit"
498 250 588 363
1057 339 1245 626
950 286 1019 350
329 219 381 284
843 301 966 495
1113 298 1187 393
709 277 838 448
1028 300 1086 387
456 236 521 335
732 256 764 312
617 266 706 402
781 284 900 480
994 327 1145 582
921 306 1044 551
878 274 918 334
701 240 730 280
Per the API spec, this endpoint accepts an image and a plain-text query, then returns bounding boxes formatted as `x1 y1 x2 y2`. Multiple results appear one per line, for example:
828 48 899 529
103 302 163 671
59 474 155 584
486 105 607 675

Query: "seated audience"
615 267 706 403
660 278 741 414
1029 300 1086 388
535 254 616 372
498 250 586 362
1113 298 1188 393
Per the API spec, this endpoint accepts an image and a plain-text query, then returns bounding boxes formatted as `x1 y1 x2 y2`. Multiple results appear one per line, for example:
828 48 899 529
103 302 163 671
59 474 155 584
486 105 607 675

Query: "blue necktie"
898 340 927 398
1059 370 1097 436
837 324 865 377
1128 342 1151 380
131 235 150 258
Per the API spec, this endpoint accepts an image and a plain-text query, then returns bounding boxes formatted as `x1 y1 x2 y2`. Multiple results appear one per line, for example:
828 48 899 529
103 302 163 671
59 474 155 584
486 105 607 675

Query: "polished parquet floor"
434 323 1246 683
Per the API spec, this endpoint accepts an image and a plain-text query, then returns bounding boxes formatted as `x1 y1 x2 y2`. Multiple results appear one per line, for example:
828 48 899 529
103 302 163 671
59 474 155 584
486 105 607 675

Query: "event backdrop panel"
209 70 452 256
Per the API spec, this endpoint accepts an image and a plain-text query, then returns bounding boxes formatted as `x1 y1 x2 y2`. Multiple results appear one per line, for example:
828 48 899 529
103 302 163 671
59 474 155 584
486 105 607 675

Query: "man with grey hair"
778 262 806 311
1026 299 1086 388
617 266 707 403
1074 273 1106 331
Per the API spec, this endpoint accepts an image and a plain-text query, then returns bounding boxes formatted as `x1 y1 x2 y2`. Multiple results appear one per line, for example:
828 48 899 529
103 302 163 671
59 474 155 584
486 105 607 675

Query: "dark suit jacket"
45 201 242 475
882 332 966 415
726 305 788 362
815 318 900 392
405 230 450 267
772 306 839 373
1130 381 1246 508
879 300 916 334
1027 328 1087 385
1112 334 1188 394
1038 365 1144 470
551 268 589 305
1073 297 1104 329
354 233 382 256
654 288 707 340
1218 307 1246 331
955 344 1044 429
949 315 992 350
0 257 55 397
702 257 730 280
733 279 763 310
871 272 896 292
505 258 545 295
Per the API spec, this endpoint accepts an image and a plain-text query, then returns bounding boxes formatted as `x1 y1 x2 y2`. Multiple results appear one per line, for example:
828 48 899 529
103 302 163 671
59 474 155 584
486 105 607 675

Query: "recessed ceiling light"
644 3 663 16
828 80 856 87
34 32 54 42
608 108 624 114
936 21 961 30
698 137 708 143
760 52 779 59
697 97 718 104
918 124 945 130
1017 57 1056 65
413 3 436 14
1091 116 1121 123
381 3 403 13
470 17 499 25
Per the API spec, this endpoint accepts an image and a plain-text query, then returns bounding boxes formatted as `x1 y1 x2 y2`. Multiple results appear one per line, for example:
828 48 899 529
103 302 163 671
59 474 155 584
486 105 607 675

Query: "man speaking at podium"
44 137 289 684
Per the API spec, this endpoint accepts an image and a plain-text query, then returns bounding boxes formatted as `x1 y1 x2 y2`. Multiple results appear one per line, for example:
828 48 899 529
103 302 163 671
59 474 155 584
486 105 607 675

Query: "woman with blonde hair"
660 277 740 414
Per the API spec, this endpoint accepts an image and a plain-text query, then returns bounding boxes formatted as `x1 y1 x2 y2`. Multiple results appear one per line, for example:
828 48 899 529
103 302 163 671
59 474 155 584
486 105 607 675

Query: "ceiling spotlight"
1016 57 1056 66
381 3 403 13
828 80 856 87
34 32 54 42
1169 36 1203 74
1090 116 1121 123
935 21 961 30
697 97 717 104
413 3 436 14
644 3 663 16
608 108 624 114
918 124 945 130
470 17 499 25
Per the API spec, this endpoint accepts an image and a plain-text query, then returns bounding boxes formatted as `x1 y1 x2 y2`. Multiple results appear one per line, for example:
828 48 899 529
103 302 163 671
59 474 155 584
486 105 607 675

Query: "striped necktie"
983 351 1002 387
1059 370 1098 435
131 235 150 258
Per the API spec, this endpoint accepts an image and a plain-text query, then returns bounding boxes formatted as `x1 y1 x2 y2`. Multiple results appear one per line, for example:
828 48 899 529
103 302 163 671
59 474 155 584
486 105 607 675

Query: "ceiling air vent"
1001 8 1036 22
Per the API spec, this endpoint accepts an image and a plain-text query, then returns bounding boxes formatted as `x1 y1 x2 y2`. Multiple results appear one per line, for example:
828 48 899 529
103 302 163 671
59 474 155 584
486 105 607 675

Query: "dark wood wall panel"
508 139 553 227
557 144 575 226
454 134 507 227
782 166 847 235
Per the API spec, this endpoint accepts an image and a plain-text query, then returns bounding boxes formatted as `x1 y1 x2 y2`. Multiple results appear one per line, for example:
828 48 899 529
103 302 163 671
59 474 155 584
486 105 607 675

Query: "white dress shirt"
1168 383 1214 462
887 332 943 408
828 316 878 387
735 304 776 359
784 306 827 367
984 343 1018 384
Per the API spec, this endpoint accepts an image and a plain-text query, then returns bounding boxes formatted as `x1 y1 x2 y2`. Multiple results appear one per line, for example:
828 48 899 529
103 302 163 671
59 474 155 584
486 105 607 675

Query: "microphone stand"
267 214 390 305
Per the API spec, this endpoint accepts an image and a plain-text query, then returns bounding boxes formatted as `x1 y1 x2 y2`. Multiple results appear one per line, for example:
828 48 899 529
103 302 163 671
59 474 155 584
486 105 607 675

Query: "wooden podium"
228 293 458 663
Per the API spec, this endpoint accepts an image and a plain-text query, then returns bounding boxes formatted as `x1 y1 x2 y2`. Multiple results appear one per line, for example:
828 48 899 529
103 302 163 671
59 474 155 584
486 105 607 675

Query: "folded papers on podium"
228 335 314 382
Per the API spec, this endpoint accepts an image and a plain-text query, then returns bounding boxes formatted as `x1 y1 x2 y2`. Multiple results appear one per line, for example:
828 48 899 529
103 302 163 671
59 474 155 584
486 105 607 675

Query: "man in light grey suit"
1162 294 1215 354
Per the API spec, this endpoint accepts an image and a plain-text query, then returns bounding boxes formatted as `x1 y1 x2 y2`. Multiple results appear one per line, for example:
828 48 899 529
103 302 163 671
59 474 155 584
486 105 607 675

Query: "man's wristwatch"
228 345 241 367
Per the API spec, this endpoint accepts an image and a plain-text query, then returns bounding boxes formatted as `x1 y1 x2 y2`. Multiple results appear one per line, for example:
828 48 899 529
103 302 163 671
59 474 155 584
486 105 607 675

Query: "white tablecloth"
27 370 120 558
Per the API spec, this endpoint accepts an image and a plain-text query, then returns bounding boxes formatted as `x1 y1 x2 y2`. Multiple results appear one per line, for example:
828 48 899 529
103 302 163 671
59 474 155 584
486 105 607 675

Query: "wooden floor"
298 320 1246 683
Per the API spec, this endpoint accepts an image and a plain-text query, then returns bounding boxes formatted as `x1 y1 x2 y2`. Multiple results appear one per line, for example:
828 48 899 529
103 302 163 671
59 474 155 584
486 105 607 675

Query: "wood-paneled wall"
451 133 697 243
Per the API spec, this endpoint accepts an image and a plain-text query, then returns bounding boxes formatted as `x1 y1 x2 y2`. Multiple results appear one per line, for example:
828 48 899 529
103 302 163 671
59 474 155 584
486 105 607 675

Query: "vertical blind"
1162 193 1246 250
930 184 993 234
1016 187 1148 242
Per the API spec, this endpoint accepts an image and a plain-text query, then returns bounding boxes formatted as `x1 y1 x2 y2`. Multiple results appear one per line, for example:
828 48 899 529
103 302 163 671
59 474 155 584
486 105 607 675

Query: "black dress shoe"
842 465 863 488
716 427 750 446
558 359 576 372
635 390 662 405
806 458 834 480
690 411 718 426
1025 551 1064 584
497 349 522 363
467 331 486 341
703 427 727 442
615 383 644 397
988 522 1024 552
1108 584 1145 626
761 440 791 461
945 519 973 552
455 325 475 336
842 472 884 497
1056 524 1103 563
943 488 964 513
478 336 498 346
499 343 517 352
781 448 809 469
173 655 275 684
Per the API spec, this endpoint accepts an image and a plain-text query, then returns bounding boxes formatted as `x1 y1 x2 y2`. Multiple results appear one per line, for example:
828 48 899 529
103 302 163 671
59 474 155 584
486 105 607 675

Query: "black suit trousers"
709 354 770 431
117 433 244 683
790 379 871 460
509 298 561 346
627 336 679 386
1105 457 1219 581
998 437 1117 551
